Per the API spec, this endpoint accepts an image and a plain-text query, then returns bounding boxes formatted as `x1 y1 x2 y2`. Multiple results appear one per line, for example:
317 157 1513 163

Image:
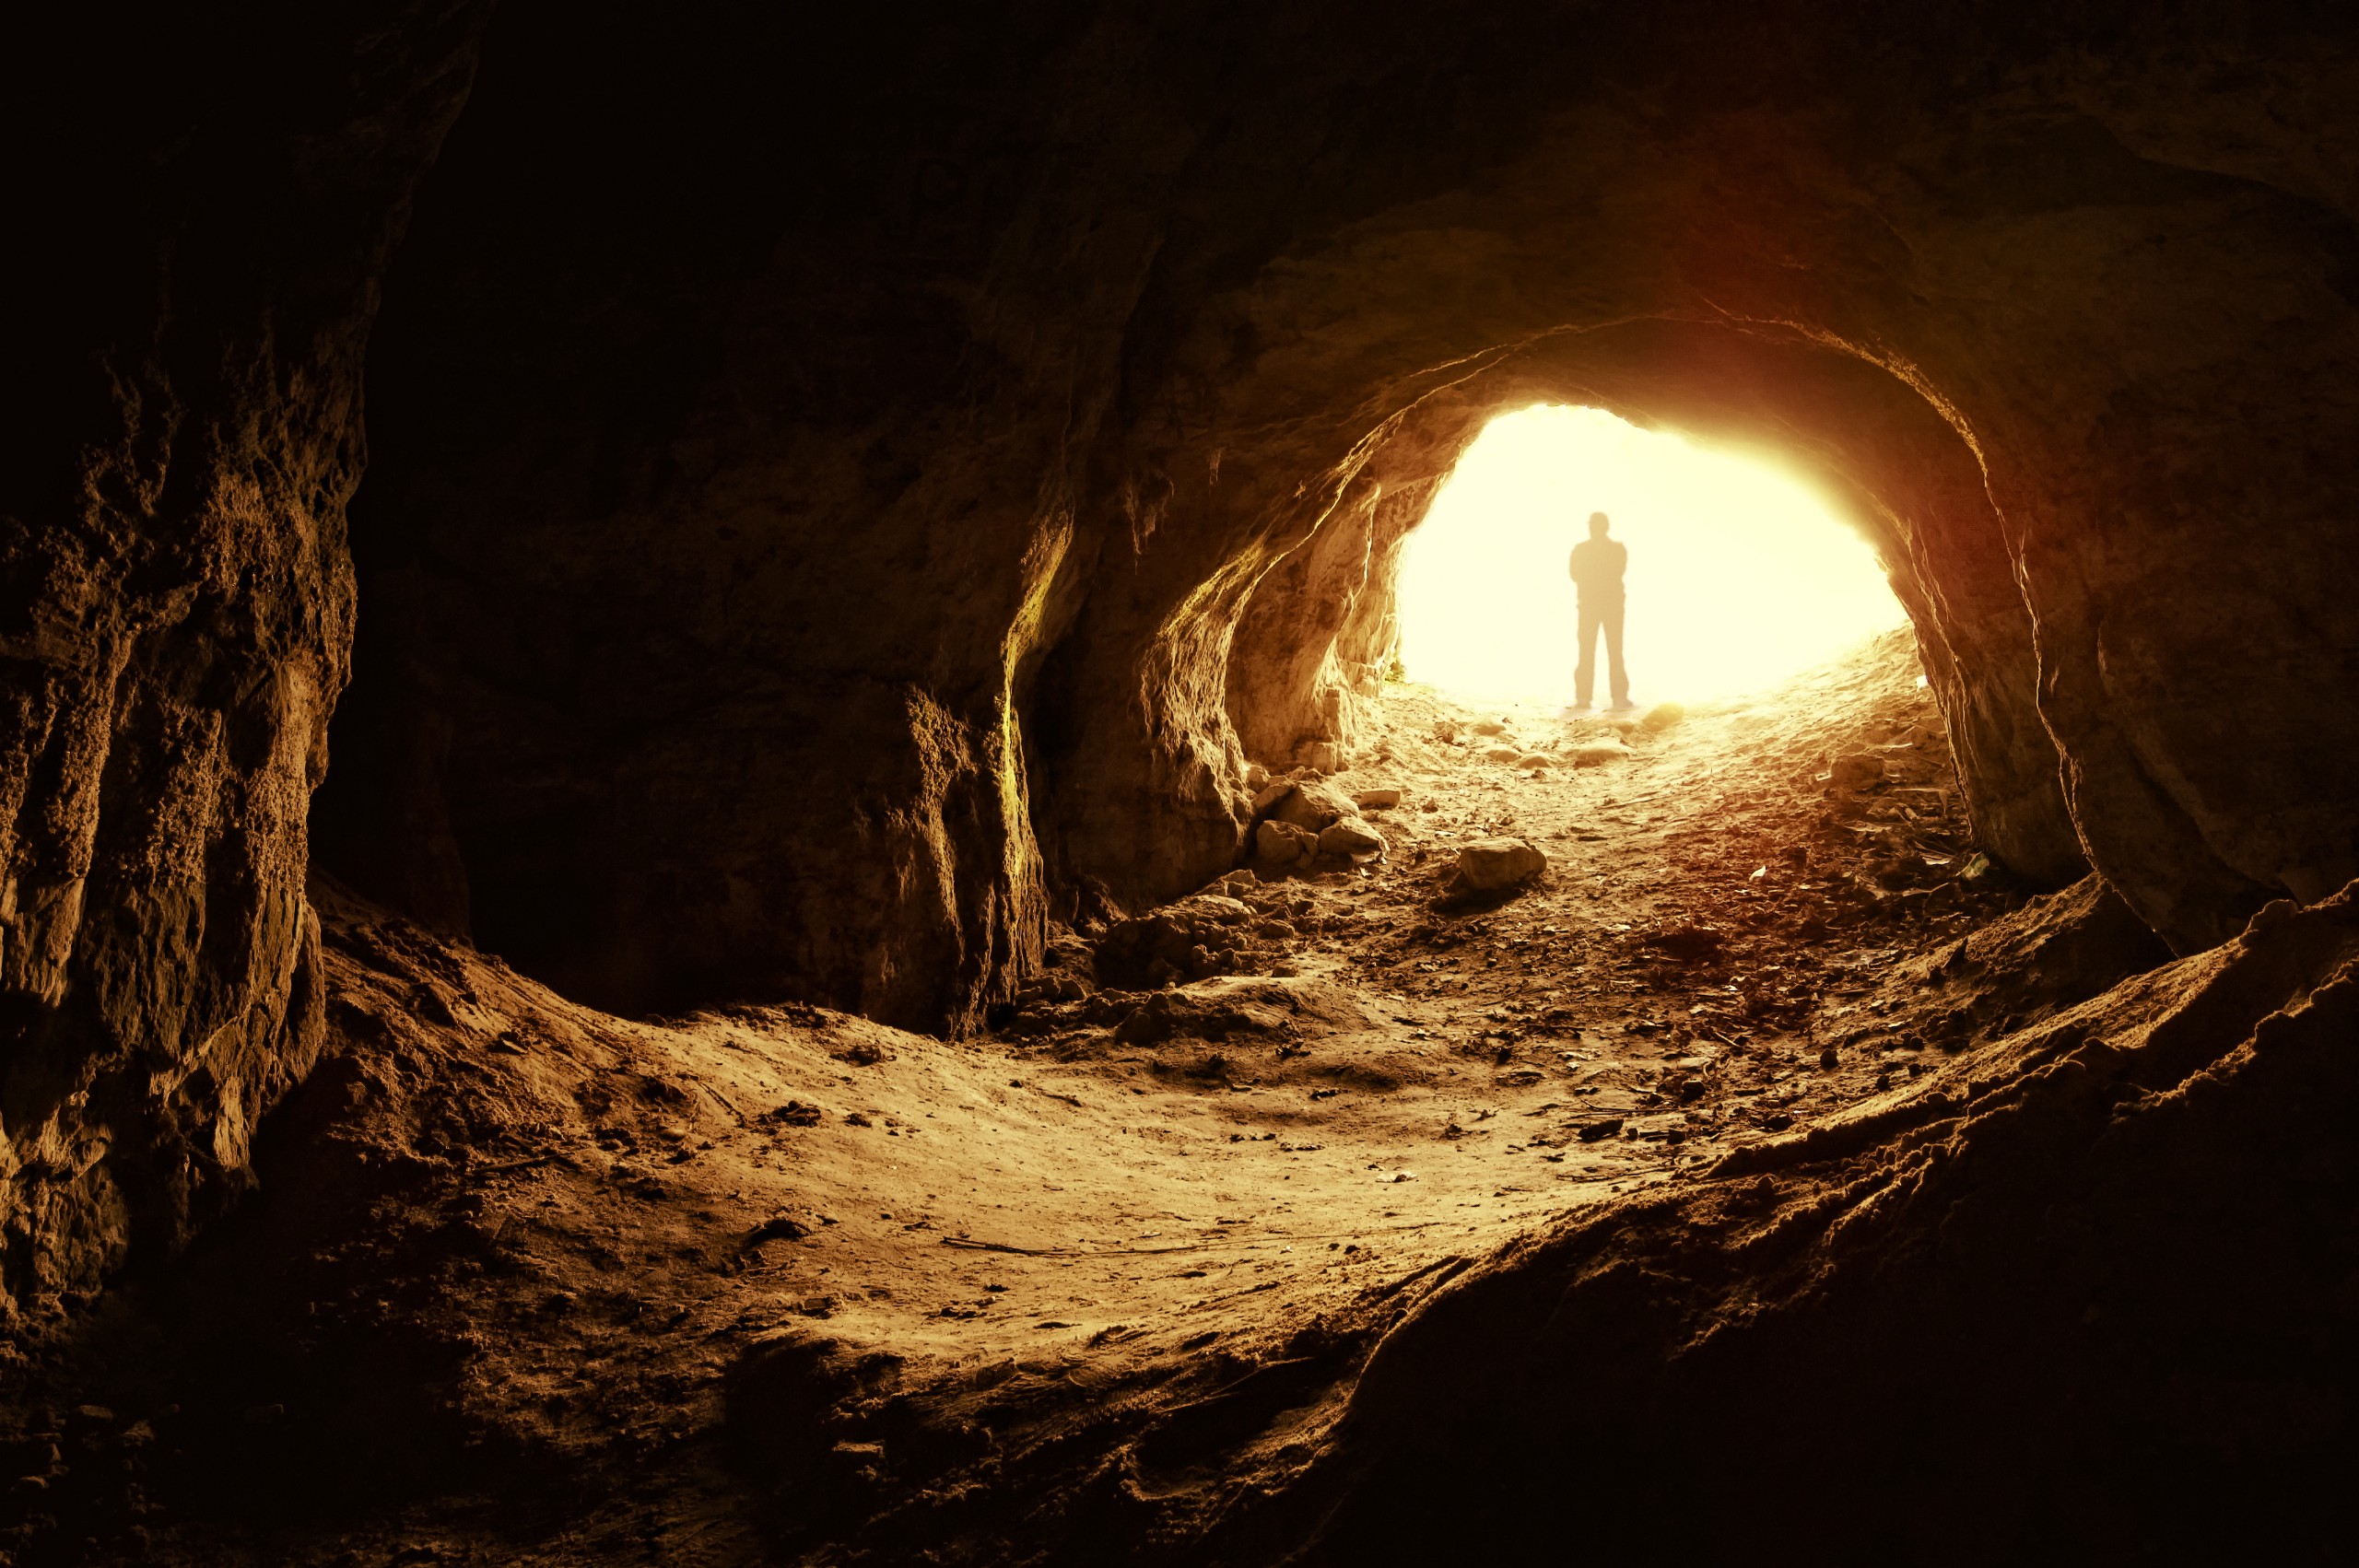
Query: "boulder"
1451 837 1547 894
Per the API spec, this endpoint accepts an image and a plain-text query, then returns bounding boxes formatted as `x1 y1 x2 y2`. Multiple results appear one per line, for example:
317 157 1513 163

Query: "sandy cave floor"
2 630 2076 1566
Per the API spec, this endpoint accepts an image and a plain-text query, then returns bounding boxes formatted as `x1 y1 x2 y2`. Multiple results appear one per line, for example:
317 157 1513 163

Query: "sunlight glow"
1393 405 1907 707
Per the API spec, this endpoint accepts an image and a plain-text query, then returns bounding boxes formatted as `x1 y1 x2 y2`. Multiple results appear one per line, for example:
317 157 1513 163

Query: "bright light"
1393 405 1907 706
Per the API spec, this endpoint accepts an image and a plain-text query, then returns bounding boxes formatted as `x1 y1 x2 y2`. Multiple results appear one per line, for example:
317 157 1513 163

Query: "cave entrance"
1393 405 1905 708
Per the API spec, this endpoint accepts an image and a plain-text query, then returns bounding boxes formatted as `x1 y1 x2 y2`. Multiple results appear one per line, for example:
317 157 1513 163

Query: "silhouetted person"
1567 510 1631 711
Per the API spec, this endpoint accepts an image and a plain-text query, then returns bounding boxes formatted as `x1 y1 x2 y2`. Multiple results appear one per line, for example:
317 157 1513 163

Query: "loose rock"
1318 819 1387 860
1830 753 1886 791
1451 837 1547 894
1353 788 1403 810
1251 779 1297 815
1638 702 1685 731
1571 740 1632 766
1271 779 1360 832
1255 818 1319 867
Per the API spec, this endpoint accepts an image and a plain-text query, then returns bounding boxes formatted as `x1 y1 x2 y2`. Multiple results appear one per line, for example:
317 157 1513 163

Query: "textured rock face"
16 1 2359 1306
0 4 482 1309
313 2 2359 1045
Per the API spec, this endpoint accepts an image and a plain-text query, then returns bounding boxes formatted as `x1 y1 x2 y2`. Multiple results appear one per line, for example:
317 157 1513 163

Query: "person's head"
1587 510 1611 539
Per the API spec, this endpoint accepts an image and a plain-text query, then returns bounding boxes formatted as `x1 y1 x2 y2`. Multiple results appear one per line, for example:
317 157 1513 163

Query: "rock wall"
314 3 2359 1046
0 2 484 1312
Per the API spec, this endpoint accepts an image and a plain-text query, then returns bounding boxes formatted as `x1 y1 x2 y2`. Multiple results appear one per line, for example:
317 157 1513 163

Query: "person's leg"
1575 600 1600 707
1604 599 1630 707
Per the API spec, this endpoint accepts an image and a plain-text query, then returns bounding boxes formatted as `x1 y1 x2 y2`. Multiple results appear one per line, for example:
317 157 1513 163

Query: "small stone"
1244 762 1270 790
1255 818 1318 866
1830 753 1886 791
1451 837 1547 893
1271 778 1359 831
747 1215 808 1244
1570 739 1631 766
1471 720 1508 736
1251 779 1297 815
1819 1047 1838 1069
1513 753 1555 770
1353 788 1402 810
1483 744 1523 765
1577 1118 1624 1141
1763 1112 1796 1132
1318 819 1386 860
1181 894 1254 924
1638 702 1685 731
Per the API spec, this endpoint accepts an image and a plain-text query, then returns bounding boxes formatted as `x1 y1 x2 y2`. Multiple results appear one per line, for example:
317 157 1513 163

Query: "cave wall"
0 1 484 1311
316 3 2359 1047
0 0 2350 1319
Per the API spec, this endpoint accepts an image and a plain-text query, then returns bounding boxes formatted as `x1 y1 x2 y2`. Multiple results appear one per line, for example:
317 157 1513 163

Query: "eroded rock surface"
1 1 483 1310
300 4 2357 1043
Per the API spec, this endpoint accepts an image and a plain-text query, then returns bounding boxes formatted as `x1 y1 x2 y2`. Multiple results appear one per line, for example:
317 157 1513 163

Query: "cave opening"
1392 404 1907 709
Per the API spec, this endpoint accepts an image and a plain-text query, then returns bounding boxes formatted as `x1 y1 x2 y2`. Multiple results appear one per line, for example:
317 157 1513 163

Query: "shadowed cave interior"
6 3 2359 1562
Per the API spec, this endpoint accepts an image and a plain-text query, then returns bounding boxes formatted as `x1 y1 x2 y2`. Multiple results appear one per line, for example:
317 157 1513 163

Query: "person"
1567 509 1632 712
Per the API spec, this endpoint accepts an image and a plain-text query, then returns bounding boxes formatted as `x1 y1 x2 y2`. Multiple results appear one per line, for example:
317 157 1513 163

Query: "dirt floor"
1 629 2151 1566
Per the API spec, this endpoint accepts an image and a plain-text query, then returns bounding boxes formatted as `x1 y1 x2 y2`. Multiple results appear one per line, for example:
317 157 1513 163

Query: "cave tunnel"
9 1 2359 1561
